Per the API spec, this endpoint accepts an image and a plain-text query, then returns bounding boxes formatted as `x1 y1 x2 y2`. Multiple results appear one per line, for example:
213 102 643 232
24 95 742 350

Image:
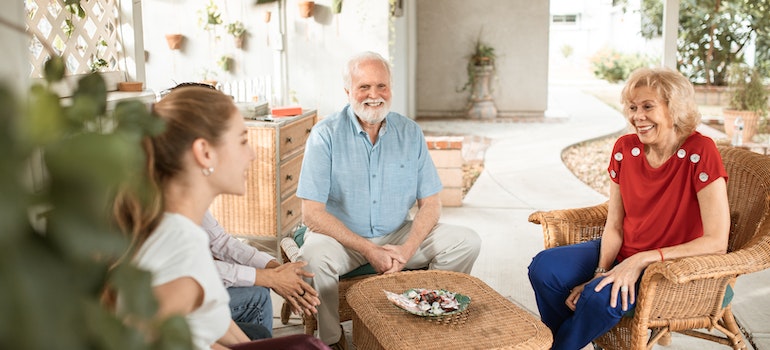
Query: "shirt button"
372 174 376 178
373 200 377 204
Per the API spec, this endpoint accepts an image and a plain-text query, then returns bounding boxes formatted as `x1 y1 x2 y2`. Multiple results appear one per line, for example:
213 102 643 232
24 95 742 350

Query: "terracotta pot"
298 1 314 18
117 82 143 92
723 109 761 142
234 35 244 49
165 34 183 50
201 80 218 88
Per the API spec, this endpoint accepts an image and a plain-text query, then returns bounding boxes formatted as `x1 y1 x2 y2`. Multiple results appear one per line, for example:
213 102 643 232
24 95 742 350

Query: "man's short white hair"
342 51 391 90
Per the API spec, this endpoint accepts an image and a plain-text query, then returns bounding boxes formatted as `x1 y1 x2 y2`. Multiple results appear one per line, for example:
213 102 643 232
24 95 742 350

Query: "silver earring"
202 167 214 176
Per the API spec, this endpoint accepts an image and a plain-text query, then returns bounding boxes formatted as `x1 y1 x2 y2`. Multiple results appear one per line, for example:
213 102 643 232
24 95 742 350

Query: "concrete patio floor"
268 80 770 349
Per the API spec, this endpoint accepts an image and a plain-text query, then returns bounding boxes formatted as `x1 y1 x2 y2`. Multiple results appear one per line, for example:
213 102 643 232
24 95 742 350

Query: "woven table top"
346 270 552 350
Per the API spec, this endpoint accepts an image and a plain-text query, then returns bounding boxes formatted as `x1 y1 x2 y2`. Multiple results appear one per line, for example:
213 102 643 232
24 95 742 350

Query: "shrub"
590 48 653 83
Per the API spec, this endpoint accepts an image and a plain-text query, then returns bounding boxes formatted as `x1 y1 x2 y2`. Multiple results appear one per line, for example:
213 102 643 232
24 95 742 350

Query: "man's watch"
594 267 608 274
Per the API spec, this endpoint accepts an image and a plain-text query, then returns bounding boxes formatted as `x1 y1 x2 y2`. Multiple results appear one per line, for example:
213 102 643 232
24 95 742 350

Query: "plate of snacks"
384 288 470 317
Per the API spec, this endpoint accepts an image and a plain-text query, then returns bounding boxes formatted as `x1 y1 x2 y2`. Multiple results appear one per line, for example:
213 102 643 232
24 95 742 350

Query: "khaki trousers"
297 221 481 344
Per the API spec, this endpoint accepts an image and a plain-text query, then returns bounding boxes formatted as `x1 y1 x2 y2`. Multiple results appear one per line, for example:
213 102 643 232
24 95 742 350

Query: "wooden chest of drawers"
209 110 317 255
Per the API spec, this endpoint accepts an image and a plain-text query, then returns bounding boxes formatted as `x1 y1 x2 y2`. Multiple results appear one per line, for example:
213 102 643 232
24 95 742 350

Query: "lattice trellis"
26 0 123 78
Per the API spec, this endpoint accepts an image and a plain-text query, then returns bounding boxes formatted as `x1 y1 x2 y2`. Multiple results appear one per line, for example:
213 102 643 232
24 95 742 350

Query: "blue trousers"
228 286 274 338
528 240 636 350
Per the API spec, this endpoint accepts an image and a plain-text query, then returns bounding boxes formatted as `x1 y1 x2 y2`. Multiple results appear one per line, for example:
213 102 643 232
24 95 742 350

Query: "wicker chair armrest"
634 260 735 325
280 236 301 263
647 226 770 284
528 202 609 248
633 246 770 322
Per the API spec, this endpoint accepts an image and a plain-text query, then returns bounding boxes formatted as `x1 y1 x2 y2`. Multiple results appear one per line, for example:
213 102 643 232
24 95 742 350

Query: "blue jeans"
228 286 273 337
528 239 636 350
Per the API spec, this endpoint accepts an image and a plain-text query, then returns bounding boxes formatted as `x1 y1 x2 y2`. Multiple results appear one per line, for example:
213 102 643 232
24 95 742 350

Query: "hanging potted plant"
298 1 315 18
198 0 223 31
217 55 233 73
226 21 247 49
723 64 769 142
165 33 184 50
459 35 498 119
200 68 218 87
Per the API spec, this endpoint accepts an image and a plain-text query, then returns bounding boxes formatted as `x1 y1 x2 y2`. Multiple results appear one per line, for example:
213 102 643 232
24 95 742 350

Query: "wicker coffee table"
346 270 552 350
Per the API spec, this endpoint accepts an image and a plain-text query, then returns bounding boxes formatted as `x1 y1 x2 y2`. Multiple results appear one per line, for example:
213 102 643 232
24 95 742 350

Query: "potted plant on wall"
199 0 223 31
217 55 233 73
298 1 315 18
165 33 184 50
460 35 498 119
723 64 769 142
200 67 218 87
226 21 247 49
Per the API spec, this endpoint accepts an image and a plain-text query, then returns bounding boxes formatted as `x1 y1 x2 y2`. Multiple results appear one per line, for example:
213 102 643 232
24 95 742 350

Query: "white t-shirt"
133 213 231 350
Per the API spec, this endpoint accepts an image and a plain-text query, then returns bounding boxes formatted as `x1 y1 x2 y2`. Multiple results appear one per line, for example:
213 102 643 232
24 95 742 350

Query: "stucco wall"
416 0 550 118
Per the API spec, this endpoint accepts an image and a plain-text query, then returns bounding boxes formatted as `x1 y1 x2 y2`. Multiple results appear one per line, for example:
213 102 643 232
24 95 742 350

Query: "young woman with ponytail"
113 85 329 350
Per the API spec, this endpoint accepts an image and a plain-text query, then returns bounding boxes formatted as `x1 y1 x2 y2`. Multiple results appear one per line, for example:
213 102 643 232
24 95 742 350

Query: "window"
552 14 579 25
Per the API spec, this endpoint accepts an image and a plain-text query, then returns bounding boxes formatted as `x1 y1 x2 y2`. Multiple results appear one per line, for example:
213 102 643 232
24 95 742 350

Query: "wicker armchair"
528 146 770 350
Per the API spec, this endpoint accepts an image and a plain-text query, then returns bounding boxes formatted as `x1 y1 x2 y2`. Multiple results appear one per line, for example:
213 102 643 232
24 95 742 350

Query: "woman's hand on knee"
565 282 588 311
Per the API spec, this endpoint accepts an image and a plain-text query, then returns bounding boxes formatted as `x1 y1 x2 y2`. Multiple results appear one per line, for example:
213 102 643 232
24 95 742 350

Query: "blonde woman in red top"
528 67 730 350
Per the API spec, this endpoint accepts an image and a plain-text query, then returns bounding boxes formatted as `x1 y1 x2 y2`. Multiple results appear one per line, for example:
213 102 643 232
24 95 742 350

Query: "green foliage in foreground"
0 57 191 349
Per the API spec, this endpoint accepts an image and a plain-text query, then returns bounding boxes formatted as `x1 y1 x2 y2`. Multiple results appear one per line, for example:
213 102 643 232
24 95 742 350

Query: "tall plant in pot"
460 36 498 119
723 64 769 142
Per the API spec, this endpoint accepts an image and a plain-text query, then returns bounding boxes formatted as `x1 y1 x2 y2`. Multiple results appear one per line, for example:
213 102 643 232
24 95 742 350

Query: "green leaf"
45 132 144 194
67 73 108 124
109 264 158 320
25 83 64 144
83 299 147 350
44 56 66 83
113 100 166 137
63 19 74 38
152 316 194 350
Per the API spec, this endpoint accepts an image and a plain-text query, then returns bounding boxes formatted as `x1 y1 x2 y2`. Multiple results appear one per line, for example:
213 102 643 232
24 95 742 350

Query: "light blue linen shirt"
297 104 442 238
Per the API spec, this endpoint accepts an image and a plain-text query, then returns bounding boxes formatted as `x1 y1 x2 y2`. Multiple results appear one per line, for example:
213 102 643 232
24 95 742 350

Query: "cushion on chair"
292 225 377 279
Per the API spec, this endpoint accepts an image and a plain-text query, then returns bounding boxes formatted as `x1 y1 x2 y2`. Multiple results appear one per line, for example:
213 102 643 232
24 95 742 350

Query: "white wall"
141 0 280 100
0 1 28 94
415 0 550 118
285 0 393 118
141 0 397 118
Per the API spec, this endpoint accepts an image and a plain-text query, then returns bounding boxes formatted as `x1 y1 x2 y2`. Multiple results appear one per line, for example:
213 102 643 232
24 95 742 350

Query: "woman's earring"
202 167 215 176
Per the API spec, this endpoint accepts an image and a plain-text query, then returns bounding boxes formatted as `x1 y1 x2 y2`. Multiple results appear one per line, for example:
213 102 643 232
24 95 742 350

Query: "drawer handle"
285 136 293 144
286 209 294 217
285 174 294 181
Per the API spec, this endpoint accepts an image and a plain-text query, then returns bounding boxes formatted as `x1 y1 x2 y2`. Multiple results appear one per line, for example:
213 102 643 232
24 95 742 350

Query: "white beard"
352 98 390 124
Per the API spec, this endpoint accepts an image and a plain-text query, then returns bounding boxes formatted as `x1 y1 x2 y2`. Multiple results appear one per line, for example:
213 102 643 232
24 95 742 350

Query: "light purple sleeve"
203 211 277 287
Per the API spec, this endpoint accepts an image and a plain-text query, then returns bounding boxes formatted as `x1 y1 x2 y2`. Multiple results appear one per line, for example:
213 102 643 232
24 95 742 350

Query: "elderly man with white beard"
295 51 481 349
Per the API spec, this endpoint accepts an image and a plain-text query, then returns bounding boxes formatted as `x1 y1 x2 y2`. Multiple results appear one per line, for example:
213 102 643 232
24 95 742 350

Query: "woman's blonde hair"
621 67 701 136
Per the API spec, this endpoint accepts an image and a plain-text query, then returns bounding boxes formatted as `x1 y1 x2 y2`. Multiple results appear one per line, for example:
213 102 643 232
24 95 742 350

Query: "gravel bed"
561 133 622 198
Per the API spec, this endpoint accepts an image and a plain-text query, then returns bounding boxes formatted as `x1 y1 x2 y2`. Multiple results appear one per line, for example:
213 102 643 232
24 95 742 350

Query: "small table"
346 270 552 350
